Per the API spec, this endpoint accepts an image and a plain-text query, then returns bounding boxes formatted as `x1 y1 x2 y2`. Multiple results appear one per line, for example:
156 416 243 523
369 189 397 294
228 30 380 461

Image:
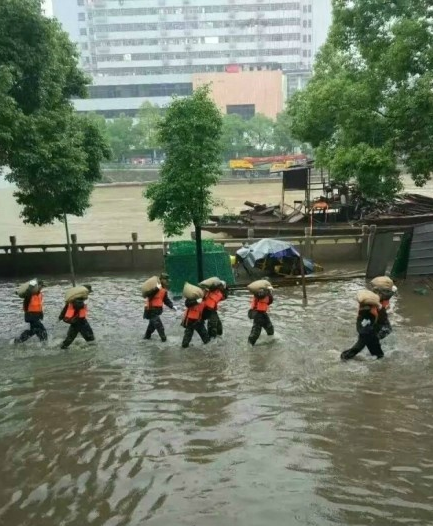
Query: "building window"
226 104 255 120
77 0 84 5
80 28 87 36
78 13 85 22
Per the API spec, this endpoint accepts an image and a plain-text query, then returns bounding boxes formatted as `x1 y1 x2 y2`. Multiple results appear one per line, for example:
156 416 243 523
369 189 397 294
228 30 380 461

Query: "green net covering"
165 240 235 296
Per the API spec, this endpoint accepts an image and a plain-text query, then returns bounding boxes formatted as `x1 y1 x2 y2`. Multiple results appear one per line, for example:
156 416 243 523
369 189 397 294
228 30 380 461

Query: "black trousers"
377 321 392 340
16 320 47 343
182 321 210 348
61 319 95 349
205 310 223 339
341 333 384 360
144 314 166 341
248 312 274 346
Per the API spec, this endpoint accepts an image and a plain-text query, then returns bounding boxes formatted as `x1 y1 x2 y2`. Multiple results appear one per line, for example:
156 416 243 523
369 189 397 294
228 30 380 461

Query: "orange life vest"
184 302 204 322
251 295 270 313
381 299 390 310
146 288 166 309
204 289 224 311
64 303 88 322
25 292 43 313
359 305 378 320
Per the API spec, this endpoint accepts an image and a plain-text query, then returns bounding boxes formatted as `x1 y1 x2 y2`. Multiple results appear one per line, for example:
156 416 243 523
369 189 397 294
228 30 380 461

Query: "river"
2 176 433 245
0 277 432 526
0 183 287 245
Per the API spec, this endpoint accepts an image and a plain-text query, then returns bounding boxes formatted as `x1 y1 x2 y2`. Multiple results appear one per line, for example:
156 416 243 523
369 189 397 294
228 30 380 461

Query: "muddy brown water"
0 276 433 526
2 176 433 245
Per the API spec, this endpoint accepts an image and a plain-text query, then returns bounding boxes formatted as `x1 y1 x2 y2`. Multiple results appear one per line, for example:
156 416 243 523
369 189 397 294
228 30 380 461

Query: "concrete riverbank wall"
0 229 403 279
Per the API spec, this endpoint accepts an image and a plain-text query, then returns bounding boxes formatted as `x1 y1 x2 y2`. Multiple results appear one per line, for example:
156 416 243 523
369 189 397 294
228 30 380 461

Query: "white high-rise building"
52 0 332 117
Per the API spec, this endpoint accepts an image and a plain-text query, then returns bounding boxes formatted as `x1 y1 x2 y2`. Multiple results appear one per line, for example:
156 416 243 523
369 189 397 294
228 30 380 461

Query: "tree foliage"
135 101 162 151
106 115 135 161
145 86 223 236
244 114 275 155
0 0 109 225
288 0 433 199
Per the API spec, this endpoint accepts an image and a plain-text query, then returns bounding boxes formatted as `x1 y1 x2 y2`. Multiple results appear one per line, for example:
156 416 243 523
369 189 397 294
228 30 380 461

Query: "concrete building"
52 0 332 117
193 70 286 119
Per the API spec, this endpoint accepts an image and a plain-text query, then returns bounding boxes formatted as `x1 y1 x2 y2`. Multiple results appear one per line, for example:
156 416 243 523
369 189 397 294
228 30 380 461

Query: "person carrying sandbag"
59 285 95 349
248 280 274 346
144 273 177 342
341 290 384 361
371 276 398 340
202 278 228 339
15 279 47 344
181 283 210 348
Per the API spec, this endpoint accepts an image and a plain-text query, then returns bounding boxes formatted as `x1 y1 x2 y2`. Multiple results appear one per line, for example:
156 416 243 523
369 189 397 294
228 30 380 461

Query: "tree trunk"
195 223 204 282
63 213 76 286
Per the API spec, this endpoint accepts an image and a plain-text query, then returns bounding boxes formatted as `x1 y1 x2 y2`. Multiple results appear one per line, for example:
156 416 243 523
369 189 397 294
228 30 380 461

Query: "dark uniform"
341 304 384 360
202 284 228 339
248 288 274 346
144 278 175 341
59 295 95 349
374 288 395 340
15 284 47 343
181 299 210 348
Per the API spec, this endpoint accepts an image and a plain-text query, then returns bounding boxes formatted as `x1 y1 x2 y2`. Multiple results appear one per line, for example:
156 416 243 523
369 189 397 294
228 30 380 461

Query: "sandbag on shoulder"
17 281 36 298
371 276 394 291
357 290 381 308
65 286 89 303
183 282 204 300
141 276 161 298
199 277 222 289
247 279 272 294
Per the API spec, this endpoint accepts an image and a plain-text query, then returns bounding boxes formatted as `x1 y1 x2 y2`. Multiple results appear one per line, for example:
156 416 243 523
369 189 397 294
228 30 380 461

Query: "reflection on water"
0 277 432 526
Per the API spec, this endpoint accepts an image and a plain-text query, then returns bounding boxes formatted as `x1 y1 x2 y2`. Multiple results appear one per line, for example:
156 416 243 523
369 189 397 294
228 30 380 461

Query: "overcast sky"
43 0 52 17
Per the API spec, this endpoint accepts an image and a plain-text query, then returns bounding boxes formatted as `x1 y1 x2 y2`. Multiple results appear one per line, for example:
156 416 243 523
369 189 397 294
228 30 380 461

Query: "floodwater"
1 276 433 526
0 183 285 245
2 176 433 246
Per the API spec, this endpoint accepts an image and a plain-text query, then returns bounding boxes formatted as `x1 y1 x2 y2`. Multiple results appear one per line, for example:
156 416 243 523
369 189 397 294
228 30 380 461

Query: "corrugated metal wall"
407 223 433 276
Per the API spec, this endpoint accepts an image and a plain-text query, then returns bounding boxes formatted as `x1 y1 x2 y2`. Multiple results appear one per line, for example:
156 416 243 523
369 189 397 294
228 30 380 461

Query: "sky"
43 0 52 17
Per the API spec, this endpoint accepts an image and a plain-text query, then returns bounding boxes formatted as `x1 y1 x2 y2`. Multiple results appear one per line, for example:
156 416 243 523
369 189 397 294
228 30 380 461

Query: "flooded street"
1 277 433 526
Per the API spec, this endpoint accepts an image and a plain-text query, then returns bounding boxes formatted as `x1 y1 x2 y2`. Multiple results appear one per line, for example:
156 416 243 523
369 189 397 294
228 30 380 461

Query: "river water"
2 176 433 245
1 277 433 526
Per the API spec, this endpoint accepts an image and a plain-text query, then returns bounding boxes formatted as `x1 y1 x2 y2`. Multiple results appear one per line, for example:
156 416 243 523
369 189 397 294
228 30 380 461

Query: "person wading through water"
144 273 177 342
15 279 47 344
59 285 95 349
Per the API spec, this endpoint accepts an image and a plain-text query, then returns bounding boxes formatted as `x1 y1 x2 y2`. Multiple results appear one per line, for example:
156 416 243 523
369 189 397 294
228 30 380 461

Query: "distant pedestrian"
59 285 94 349
15 279 47 344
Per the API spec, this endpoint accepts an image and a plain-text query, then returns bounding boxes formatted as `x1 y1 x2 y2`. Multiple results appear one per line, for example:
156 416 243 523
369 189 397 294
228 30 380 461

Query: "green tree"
106 114 136 161
273 110 297 154
244 113 274 155
135 101 161 156
0 0 110 283
288 0 433 199
220 113 248 160
145 86 223 281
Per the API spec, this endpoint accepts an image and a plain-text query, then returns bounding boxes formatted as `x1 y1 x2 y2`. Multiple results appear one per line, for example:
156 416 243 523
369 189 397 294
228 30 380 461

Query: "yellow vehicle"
229 155 308 177
229 159 255 170
270 160 296 172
